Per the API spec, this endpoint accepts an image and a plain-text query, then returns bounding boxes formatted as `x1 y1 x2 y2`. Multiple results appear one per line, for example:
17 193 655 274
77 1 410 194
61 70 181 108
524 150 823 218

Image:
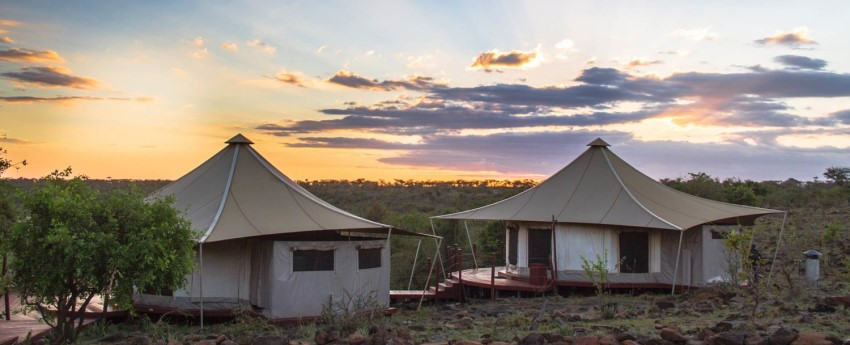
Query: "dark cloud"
0 95 134 103
830 109 850 125
774 55 827 70
2 66 98 89
0 48 63 62
754 29 817 47
469 49 539 72
328 70 437 91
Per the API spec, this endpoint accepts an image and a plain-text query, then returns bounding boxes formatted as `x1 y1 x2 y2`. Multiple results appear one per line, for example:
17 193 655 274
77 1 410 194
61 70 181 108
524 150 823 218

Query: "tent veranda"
433 138 785 291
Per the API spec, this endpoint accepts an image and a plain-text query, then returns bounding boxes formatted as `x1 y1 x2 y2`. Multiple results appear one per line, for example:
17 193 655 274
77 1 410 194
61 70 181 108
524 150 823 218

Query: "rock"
808 304 836 313
618 334 638 342
221 341 236 345
490 342 513 345
687 341 705 345
791 333 832 345
714 321 734 333
390 336 413 345
195 340 217 345
521 333 546 345
314 330 330 345
599 336 617 345
656 301 676 310
623 340 640 345
699 329 716 341
453 341 483 345
712 332 747 345
574 336 600 345
799 315 814 324
253 335 289 345
745 335 767 345
217 335 230 344
545 334 565 343
661 328 688 343
396 327 412 340
770 328 799 345
371 326 391 345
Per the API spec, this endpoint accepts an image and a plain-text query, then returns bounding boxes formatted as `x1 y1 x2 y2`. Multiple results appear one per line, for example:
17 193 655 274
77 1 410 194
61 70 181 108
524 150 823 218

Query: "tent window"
508 226 519 265
527 228 552 265
619 232 649 273
358 248 382 269
293 250 335 271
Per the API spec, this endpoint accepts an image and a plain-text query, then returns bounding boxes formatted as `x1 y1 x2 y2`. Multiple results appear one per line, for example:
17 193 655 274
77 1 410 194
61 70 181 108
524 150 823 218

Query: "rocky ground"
76 286 850 345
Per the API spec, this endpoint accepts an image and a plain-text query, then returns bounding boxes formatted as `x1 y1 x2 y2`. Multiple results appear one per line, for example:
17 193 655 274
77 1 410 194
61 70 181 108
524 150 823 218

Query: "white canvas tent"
136 134 430 321
434 138 783 289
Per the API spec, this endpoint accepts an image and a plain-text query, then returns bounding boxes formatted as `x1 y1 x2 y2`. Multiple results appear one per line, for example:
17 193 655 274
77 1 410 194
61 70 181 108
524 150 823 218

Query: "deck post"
3 255 9 320
457 248 464 302
491 254 496 300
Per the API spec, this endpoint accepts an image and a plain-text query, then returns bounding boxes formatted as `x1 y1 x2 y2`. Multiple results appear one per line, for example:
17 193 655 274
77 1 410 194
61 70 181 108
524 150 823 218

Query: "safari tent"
434 138 783 289
135 134 430 321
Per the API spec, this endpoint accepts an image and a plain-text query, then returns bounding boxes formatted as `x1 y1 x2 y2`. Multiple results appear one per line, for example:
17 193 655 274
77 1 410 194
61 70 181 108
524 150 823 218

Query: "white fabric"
268 240 389 319
554 223 619 271
175 240 252 302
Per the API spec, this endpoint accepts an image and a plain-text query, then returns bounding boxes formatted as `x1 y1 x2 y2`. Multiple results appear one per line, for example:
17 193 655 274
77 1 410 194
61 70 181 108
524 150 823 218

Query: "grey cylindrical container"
803 249 822 286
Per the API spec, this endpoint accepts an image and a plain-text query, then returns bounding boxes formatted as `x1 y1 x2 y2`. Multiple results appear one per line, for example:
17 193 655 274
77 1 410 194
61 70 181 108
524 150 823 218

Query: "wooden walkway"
1 293 123 345
450 266 553 293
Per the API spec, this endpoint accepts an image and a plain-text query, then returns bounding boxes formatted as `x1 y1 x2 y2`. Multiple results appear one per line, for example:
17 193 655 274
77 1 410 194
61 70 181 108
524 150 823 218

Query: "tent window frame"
358 248 382 269
293 249 335 272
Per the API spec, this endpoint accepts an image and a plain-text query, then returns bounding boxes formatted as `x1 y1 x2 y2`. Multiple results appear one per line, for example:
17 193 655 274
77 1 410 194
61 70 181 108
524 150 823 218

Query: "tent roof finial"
587 138 610 147
226 134 254 145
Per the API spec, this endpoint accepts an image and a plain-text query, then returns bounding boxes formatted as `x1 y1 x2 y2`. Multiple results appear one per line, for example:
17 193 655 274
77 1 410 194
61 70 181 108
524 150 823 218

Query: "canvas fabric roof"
434 138 782 230
150 134 427 242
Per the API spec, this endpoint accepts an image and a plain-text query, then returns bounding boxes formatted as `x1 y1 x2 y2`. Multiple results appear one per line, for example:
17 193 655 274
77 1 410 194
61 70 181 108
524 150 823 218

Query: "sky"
1 1 849 182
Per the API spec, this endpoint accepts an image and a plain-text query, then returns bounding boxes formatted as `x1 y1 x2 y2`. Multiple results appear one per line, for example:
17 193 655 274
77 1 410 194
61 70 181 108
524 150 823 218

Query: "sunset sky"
1 1 849 182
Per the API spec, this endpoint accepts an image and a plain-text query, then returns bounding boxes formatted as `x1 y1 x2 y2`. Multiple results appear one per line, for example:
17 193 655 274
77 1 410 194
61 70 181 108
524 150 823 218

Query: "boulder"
623 340 640 345
545 333 565 343
390 336 413 345
452 341 483 345
661 328 688 343
574 336 600 345
128 335 154 345
598 336 617 345
195 340 217 345
656 301 676 310
698 329 717 341
712 332 747 345
348 332 366 345
791 333 832 345
217 335 230 344
521 333 545 345
770 328 799 345
252 335 289 345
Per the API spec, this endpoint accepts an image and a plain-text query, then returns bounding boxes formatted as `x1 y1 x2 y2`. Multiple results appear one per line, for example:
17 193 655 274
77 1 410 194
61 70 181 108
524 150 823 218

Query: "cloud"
317 45 327 54
555 39 574 50
327 70 438 91
220 42 238 51
624 58 663 69
1 66 99 89
774 55 826 70
0 95 135 104
0 48 64 62
0 20 21 27
247 39 276 54
191 48 208 59
192 36 204 46
830 109 850 125
273 69 307 87
670 27 719 41
469 49 540 72
754 27 817 47
0 37 14 44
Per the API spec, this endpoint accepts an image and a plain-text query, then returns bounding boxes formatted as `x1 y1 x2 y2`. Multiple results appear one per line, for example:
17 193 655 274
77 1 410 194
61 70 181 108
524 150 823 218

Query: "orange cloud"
469 49 540 72
624 58 663 69
274 69 306 87
2 66 99 89
0 37 14 43
0 48 64 63
0 20 21 27
0 95 132 104
220 42 238 51
755 27 817 46
247 39 276 54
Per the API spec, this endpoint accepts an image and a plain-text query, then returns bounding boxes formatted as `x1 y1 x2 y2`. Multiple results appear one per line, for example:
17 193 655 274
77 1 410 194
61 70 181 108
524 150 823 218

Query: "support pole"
671 230 684 295
463 221 478 270
550 215 559 296
419 237 443 309
199 243 204 328
767 212 788 286
407 240 422 291
490 254 496 301
429 218 447 280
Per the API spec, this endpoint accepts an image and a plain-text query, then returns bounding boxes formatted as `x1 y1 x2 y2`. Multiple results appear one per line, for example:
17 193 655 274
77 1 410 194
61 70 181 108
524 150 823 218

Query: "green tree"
7 169 197 344
823 166 850 186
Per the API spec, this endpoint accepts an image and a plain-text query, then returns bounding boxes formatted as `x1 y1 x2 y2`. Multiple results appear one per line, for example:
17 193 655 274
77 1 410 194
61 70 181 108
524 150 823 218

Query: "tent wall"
267 239 389 319
505 221 710 287
701 225 736 284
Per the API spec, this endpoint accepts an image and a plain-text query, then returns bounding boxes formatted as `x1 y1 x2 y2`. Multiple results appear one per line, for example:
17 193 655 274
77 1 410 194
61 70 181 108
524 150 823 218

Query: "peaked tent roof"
434 138 782 231
151 134 428 243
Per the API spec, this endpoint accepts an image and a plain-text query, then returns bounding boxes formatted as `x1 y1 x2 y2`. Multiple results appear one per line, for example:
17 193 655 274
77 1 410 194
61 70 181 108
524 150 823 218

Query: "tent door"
619 232 649 273
527 228 552 265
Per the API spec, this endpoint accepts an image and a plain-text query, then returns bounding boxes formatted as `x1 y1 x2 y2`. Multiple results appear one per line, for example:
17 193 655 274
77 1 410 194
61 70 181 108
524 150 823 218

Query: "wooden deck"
1 293 123 345
450 267 554 293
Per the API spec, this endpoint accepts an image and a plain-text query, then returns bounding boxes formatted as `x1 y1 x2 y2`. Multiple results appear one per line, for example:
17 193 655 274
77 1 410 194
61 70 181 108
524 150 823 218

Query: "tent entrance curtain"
619 232 649 273
528 228 552 265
